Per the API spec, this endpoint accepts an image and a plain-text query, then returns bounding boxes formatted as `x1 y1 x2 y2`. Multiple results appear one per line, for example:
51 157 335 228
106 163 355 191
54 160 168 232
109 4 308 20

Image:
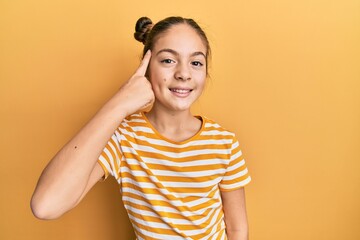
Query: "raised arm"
221 188 249 240
30 51 154 220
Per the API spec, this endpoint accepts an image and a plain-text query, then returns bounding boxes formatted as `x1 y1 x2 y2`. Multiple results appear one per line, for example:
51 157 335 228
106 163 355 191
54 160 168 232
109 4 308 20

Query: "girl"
31 16 251 240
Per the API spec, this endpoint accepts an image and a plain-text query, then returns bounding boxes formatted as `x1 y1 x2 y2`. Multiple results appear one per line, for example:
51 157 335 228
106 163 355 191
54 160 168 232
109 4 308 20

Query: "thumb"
135 50 152 76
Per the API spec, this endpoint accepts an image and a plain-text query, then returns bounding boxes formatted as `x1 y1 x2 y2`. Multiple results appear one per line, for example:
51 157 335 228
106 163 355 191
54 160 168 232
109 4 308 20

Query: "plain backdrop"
0 0 359 239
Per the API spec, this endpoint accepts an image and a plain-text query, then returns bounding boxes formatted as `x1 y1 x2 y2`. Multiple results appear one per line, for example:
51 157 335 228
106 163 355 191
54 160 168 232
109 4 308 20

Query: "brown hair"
134 16 211 73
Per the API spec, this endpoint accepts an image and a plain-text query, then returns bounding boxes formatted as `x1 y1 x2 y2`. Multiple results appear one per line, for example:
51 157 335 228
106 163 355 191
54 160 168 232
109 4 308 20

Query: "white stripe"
98 156 112 176
121 146 139 155
122 158 141 165
108 136 120 159
123 196 211 216
176 207 223 237
194 208 222 237
128 208 223 238
131 126 154 133
127 205 224 238
122 172 221 189
200 130 234 136
102 146 117 177
126 202 220 226
128 214 172 229
122 168 148 177
125 204 159 218
219 176 251 189
122 186 221 209
127 118 146 123
200 216 226 240
136 235 145 240
227 159 246 172
230 150 243 161
154 177 222 188
128 143 231 158
231 140 239 150
128 113 142 118
122 174 220 198
131 223 188 240
151 169 225 178
210 230 220 240
122 177 158 189
204 122 221 128
106 138 122 178
123 188 217 199
222 168 248 181
124 155 226 170
139 157 228 167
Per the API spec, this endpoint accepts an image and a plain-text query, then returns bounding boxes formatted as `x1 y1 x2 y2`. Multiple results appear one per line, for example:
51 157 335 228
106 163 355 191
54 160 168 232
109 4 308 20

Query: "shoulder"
119 112 147 127
198 116 239 149
110 112 150 137
201 116 236 138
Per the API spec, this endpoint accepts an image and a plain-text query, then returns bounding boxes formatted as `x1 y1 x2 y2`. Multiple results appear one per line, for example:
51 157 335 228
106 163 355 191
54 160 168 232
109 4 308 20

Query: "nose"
175 62 191 81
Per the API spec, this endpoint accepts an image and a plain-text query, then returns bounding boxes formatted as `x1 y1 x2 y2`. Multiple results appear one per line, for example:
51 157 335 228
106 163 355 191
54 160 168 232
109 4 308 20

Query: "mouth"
169 88 193 93
168 88 193 97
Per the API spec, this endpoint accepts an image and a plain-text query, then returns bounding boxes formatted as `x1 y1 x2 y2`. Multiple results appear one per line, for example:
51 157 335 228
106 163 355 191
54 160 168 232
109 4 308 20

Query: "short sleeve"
219 135 251 191
97 131 122 181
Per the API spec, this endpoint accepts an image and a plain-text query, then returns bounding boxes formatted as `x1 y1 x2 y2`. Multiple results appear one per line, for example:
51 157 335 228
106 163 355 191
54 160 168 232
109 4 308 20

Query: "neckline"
140 111 205 145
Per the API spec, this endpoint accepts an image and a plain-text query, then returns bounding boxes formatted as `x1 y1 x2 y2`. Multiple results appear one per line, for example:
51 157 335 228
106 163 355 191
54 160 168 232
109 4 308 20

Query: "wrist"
99 96 130 125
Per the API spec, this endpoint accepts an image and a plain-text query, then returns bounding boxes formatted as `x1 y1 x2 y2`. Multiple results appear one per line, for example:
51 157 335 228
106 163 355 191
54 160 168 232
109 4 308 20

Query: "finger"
135 50 152 76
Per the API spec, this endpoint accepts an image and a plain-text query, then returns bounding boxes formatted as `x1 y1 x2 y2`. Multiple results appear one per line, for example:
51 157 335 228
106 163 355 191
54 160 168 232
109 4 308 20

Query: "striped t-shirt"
98 112 251 240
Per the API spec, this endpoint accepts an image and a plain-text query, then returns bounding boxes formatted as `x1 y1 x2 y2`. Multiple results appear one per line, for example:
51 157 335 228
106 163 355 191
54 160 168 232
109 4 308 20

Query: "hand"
116 50 155 116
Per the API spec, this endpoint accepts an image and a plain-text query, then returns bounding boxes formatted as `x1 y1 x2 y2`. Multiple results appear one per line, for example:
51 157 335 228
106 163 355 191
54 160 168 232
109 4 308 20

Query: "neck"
146 104 194 132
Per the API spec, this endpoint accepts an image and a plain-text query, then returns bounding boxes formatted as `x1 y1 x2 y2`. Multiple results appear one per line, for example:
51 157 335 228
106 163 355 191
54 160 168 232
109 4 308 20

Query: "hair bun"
134 17 153 44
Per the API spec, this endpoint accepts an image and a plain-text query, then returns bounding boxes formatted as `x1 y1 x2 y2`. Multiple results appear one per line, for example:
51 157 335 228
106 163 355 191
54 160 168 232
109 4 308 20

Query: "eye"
161 59 175 64
191 61 204 67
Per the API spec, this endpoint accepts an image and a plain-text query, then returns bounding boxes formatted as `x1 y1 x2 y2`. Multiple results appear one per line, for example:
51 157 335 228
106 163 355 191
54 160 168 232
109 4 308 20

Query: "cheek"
196 73 207 88
148 72 168 94
149 70 171 87
148 63 165 82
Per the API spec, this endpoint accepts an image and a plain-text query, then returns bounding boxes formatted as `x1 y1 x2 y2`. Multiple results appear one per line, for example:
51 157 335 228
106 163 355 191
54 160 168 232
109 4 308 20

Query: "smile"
168 88 193 98
169 88 193 93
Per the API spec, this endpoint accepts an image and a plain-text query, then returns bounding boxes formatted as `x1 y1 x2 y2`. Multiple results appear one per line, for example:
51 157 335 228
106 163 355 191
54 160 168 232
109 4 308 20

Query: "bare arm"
30 51 154 220
221 188 249 240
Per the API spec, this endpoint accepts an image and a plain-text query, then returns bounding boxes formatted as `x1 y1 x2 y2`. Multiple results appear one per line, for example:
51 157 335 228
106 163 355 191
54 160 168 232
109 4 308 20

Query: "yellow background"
1 0 359 239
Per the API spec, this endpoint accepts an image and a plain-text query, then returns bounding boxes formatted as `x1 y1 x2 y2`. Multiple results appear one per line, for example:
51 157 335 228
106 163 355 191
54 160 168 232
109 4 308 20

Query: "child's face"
148 24 207 112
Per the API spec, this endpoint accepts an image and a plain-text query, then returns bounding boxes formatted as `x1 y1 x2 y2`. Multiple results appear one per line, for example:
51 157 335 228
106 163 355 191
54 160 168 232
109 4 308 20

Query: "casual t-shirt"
98 112 251 240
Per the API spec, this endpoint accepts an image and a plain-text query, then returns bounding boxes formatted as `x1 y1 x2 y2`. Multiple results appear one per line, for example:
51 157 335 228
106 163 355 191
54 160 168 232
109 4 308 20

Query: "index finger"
135 50 152 76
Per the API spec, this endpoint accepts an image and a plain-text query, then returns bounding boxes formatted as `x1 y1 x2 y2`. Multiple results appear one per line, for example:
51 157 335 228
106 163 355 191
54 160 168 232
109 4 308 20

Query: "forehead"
153 24 207 54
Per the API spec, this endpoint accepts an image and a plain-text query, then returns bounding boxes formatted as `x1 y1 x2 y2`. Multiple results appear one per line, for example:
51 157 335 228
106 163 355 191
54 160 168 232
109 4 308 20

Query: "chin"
155 93 200 112
167 101 194 112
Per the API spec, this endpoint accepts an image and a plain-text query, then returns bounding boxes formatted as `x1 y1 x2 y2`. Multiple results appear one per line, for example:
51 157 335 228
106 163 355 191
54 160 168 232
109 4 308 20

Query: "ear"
145 70 150 80
145 61 151 81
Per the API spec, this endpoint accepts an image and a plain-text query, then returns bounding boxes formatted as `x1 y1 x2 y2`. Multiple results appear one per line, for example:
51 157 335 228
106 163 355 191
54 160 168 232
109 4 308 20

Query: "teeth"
170 89 191 93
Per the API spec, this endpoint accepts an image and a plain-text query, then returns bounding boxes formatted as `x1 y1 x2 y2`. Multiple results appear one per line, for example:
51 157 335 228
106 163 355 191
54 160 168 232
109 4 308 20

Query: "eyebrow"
156 48 206 58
